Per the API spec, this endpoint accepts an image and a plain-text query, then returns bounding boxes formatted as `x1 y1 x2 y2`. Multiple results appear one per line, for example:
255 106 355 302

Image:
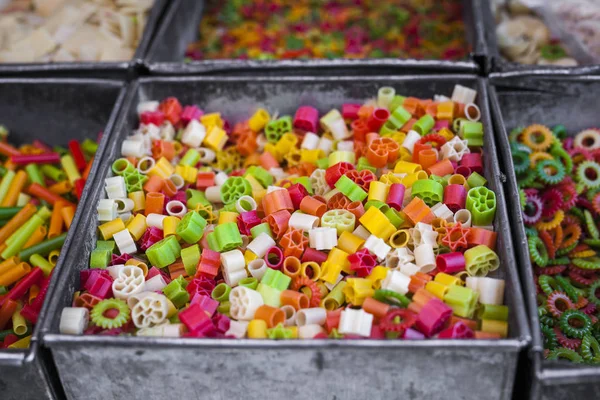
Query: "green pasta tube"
18 232 67 262
30 254 55 276
40 165 66 182
0 170 16 204
25 164 45 187
2 208 51 259
322 281 347 310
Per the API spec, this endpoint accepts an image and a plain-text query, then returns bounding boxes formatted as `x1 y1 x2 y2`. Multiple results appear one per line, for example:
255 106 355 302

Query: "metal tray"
0 78 126 400
482 2 600 76
144 0 485 75
489 74 600 400
0 0 168 78
41 75 530 400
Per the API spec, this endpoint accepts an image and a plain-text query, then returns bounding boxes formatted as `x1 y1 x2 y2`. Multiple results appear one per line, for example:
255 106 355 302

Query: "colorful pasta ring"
512 150 530 174
581 335 600 363
90 298 131 330
559 309 592 339
569 147 592 166
536 159 566 185
529 236 549 267
554 275 579 302
541 189 563 217
522 124 554 151
588 281 600 307
547 291 575 318
539 275 560 296
572 258 600 270
541 324 558 350
547 347 583 362
290 277 322 307
535 210 565 231
523 193 543 225
574 129 600 151
529 151 554 168
550 146 573 174
379 308 417 332
576 160 600 189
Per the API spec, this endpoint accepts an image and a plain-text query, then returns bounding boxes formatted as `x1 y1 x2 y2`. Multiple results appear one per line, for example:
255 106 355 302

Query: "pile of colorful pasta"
0 127 98 348
59 85 509 341
186 0 468 61
511 124 600 363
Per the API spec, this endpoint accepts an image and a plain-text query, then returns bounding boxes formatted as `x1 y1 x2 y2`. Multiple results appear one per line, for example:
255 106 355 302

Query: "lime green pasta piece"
90 299 130 329
547 347 583 363
572 257 600 270
581 335 600 363
464 245 499 277
528 236 548 267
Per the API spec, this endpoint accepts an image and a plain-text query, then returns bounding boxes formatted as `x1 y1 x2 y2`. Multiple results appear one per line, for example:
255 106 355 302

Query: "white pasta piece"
131 292 169 328
59 307 89 335
112 265 145 300
338 308 373 337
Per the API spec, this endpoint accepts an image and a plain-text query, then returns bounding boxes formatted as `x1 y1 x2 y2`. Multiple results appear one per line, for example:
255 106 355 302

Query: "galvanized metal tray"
41 75 530 400
145 0 485 75
0 0 168 77
489 74 600 400
482 2 600 76
0 78 126 400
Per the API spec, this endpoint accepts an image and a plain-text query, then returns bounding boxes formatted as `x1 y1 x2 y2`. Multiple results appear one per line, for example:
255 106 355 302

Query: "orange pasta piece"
0 299 18 329
82 157 95 180
22 225 47 249
143 175 164 193
0 203 36 244
1 170 27 207
48 200 65 239
48 180 73 195
145 192 165 216
60 206 76 229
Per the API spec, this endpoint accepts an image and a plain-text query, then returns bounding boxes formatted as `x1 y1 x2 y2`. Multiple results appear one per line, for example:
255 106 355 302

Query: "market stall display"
58 84 509 341
42 76 527 400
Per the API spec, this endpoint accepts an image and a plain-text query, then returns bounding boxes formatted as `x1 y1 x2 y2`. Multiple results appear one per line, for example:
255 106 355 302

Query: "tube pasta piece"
363 235 392 261
226 320 249 339
137 323 185 338
338 308 373 337
221 249 247 287
59 307 89 335
308 227 338 251
466 277 505 306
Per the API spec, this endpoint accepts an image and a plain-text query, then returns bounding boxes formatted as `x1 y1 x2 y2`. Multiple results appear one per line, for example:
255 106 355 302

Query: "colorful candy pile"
186 0 469 61
60 85 509 340
0 127 98 348
511 124 600 363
